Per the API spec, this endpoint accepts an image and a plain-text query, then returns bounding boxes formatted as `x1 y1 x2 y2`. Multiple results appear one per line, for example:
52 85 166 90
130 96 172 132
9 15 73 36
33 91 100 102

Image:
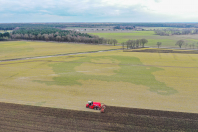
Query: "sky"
0 0 198 23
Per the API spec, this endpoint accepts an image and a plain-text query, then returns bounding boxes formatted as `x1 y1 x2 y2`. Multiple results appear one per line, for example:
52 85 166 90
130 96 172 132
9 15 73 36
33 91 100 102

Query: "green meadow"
0 30 12 33
0 41 198 113
90 31 198 47
0 41 121 60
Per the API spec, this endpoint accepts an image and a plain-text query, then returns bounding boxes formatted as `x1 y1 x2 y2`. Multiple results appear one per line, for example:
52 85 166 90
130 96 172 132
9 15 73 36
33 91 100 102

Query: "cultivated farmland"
1 102 197 131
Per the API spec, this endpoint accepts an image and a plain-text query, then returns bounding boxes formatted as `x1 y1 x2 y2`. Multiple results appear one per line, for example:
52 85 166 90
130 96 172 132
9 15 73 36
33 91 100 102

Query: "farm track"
0 49 122 63
0 102 198 132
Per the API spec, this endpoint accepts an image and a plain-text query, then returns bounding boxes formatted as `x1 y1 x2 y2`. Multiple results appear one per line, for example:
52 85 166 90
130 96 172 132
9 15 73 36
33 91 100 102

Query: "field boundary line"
0 49 122 63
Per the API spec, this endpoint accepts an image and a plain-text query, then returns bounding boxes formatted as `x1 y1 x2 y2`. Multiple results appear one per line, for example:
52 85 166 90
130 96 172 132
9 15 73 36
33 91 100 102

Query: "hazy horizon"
1 0 198 23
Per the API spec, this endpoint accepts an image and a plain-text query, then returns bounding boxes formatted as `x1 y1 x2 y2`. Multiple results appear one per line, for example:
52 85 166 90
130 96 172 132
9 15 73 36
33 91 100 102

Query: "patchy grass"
38 55 177 95
0 50 198 113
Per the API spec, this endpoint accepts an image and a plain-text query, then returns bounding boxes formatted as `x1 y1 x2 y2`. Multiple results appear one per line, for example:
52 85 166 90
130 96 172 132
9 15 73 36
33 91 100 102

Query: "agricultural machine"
86 101 106 113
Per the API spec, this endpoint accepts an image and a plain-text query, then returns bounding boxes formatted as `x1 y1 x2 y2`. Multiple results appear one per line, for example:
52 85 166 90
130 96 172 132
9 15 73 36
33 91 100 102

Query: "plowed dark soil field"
0 102 198 132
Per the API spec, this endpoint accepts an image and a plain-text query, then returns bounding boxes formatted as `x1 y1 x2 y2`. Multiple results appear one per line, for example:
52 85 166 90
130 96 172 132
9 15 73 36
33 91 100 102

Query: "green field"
0 41 121 60
0 41 198 113
90 31 198 47
0 30 12 33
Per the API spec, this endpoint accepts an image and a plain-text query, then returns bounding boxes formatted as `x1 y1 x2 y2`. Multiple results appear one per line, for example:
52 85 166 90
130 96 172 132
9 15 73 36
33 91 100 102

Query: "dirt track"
125 48 198 54
0 102 198 132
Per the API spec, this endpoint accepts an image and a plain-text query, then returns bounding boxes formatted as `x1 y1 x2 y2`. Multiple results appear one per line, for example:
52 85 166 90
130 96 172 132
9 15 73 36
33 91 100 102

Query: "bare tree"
44 34 49 41
175 40 185 48
56 36 61 42
185 42 188 49
136 39 140 48
189 44 192 49
112 39 118 46
126 40 131 49
197 42 198 49
109 39 113 45
141 38 148 47
24 34 29 40
37 34 42 40
132 40 136 49
192 43 195 49
107 39 111 44
156 42 162 48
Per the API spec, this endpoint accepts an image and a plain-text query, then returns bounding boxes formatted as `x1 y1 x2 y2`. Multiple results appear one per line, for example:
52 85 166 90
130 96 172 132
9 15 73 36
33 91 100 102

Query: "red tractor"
86 101 106 113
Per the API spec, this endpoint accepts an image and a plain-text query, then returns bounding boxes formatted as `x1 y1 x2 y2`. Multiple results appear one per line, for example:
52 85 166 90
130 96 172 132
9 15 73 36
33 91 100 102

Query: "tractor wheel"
94 107 98 110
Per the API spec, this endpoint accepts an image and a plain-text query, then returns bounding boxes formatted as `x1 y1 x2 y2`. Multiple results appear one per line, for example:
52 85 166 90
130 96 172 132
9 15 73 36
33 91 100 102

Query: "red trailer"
86 101 106 113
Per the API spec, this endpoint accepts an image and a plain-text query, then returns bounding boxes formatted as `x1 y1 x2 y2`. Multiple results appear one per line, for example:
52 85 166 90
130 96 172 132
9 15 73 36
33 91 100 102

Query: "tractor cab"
88 101 93 106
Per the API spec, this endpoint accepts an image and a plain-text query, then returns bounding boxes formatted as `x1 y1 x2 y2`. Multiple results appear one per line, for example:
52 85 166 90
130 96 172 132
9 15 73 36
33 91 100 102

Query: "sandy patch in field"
75 58 120 76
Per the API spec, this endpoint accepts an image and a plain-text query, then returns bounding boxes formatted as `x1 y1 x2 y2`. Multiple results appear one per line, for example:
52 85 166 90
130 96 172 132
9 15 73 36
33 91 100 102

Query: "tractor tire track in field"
0 102 198 132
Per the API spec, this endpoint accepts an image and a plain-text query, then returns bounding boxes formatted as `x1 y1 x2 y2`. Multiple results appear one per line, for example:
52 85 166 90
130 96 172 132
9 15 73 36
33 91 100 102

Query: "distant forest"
1 23 198 30
0 32 10 38
1 22 198 44
154 29 198 36
10 28 117 44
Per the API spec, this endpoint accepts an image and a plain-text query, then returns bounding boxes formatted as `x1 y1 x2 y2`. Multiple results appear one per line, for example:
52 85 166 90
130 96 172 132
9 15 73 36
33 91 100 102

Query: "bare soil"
0 102 197 132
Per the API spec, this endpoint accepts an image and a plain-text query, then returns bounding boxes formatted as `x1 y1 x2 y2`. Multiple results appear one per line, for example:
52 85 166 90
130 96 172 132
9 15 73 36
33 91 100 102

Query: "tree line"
9 28 118 45
157 40 198 49
1 23 198 31
154 29 198 36
122 39 148 49
113 26 135 30
175 40 198 49
0 32 10 39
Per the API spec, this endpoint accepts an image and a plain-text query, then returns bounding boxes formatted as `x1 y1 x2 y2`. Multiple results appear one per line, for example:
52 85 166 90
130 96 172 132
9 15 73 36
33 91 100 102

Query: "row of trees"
10 28 118 45
122 39 148 49
12 28 93 38
1 23 198 31
155 29 198 36
113 26 135 30
155 41 198 49
11 33 115 44
175 40 198 49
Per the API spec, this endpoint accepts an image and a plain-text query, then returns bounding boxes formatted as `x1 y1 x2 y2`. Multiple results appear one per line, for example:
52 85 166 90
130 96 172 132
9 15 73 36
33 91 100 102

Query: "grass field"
90 31 198 48
0 30 12 33
0 41 121 60
0 41 198 113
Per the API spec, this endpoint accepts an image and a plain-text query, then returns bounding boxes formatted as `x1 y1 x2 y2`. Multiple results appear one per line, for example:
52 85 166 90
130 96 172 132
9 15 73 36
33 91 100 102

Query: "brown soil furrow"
0 102 198 132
